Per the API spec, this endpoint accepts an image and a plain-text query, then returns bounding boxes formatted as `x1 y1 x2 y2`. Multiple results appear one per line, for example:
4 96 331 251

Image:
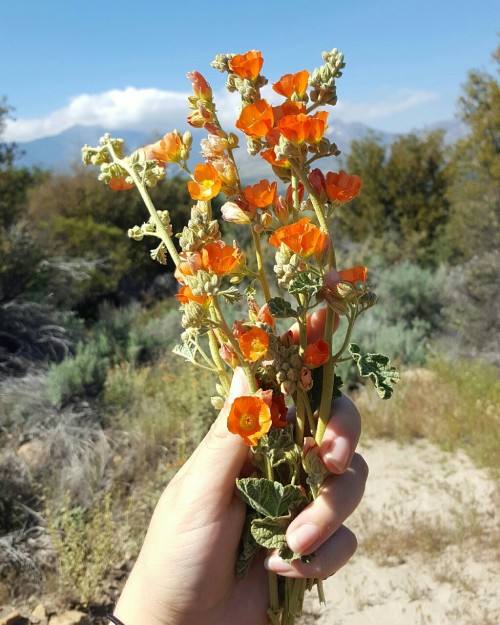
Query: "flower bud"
299 367 313 392
260 212 273 228
211 396 225 410
186 70 213 100
221 201 255 224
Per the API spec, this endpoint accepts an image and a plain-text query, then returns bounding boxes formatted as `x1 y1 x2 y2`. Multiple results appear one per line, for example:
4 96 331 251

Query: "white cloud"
4 86 242 143
3 85 438 143
335 89 438 123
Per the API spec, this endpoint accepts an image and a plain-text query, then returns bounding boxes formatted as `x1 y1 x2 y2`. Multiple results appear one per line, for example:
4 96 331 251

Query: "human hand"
114 312 367 625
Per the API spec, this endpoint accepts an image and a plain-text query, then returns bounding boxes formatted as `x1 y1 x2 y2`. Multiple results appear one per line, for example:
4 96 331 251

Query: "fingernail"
264 554 293 573
287 523 320 554
323 435 350 473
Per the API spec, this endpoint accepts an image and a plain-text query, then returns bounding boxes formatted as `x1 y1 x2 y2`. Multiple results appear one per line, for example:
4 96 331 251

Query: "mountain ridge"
14 119 464 174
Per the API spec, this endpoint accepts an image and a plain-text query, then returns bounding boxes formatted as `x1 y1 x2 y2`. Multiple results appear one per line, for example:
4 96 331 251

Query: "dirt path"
301 439 499 625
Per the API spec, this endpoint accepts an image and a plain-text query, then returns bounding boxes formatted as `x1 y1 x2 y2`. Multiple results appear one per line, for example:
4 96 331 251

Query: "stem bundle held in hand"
83 47 399 625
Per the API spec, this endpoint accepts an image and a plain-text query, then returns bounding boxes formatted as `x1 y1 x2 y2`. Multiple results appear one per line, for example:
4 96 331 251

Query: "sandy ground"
300 439 499 625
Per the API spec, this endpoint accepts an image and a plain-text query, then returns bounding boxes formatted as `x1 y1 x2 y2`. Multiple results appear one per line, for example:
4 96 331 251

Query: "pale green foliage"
348 261 444 365
358 355 500 470
46 340 109 406
48 493 117 605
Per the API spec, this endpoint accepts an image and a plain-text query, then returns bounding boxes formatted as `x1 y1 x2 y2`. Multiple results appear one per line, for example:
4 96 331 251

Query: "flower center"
239 413 256 431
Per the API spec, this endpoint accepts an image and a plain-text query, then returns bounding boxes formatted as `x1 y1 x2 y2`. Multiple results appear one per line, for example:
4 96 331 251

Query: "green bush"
349 260 444 366
46 340 109 406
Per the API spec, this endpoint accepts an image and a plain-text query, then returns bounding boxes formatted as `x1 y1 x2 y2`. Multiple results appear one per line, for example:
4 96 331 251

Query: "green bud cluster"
128 210 173 242
189 270 220 297
178 205 221 252
274 245 305 290
181 302 209 331
267 334 303 396
309 48 346 107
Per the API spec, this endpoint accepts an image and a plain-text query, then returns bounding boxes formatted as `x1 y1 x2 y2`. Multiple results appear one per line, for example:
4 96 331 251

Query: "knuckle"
351 452 369 482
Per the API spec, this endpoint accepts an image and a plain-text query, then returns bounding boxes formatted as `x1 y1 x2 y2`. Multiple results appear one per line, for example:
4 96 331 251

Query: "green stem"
331 305 357 362
294 391 305 446
207 330 231 395
252 228 272 301
315 306 336 445
106 141 181 267
291 164 336 269
291 173 300 221
211 298 258 393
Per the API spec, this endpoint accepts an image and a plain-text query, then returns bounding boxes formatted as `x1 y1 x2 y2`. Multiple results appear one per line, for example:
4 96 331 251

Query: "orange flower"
201 241 243 276
325 171 362 203
260 148 289 169
146 131 183 164
338 265 368 284
109 176 134 191
239 327 269 362
272 100 306 123
228 50 263 81
174 251 202 285
257 303 275 327
304 339 330 368
277 111 328 145
235 100 274 138
285 182 304 207
219 343 239 368
243 179 278 208
273 70 309 99
227 395 271 447
188 163 221 200
269 218 329 258
270 393 288 428
175 285 210 306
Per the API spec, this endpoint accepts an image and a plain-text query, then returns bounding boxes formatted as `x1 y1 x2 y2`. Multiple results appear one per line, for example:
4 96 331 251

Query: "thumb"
178 368 251 505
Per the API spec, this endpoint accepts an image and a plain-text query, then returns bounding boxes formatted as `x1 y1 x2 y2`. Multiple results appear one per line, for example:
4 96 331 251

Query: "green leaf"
251 516 290 550
236 478 305 517
265 427 301 468
236 511 259 579
150 242 168 265
288 272 321 297
267 297 298 319
172 340 197 363
219 286 243 304
349 343 400 399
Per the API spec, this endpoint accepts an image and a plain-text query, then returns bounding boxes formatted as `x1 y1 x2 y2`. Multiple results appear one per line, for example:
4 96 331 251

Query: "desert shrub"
127 306 181 362
46 339 109 407
48 492 117 605
349 260 444 366
441 250 500 365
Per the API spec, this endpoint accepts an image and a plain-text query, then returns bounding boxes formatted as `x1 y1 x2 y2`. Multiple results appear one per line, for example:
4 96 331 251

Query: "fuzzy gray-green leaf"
251 515 290 550
236 478 305 517
349 343 400 399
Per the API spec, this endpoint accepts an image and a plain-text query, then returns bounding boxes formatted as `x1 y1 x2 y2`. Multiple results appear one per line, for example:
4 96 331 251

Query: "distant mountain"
14 119 465 174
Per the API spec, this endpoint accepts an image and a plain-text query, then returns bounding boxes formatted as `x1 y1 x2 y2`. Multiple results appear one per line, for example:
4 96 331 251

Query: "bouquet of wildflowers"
83 48 398 625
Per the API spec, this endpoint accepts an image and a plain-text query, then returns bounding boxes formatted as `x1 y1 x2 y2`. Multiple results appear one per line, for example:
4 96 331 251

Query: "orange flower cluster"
227 395 271 446
277 111 328 145
175 285 210 306
200 241 243 276
269 218 329 259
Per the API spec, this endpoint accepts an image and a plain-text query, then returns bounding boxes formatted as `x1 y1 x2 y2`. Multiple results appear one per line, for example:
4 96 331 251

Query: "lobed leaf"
288 272 321 297
267 297 298 319
236 478 305 517
349 343 400 399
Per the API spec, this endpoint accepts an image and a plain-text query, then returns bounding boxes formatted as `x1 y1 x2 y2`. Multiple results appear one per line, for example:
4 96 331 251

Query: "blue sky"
1 0 498 142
